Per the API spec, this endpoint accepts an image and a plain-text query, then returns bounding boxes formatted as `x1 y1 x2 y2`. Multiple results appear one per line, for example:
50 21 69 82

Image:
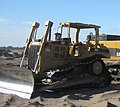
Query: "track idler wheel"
89 59 104 76
89 59 112 87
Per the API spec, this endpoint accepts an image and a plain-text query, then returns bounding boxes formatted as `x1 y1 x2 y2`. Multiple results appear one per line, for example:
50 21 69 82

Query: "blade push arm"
33 21 53 73
20 22 40 67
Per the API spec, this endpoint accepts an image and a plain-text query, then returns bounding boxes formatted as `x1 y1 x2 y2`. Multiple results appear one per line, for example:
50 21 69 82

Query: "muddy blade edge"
0 65 34 99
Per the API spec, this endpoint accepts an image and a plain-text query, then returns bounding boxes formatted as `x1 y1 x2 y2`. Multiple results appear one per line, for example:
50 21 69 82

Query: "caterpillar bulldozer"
0 21 112 99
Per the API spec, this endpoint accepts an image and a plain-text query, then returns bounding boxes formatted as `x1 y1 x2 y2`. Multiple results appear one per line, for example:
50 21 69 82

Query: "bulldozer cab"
57 22 101 45
55 22 101 56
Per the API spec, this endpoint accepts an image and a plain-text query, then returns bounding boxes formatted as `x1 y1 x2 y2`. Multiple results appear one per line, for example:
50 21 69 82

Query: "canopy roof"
60 22 101 29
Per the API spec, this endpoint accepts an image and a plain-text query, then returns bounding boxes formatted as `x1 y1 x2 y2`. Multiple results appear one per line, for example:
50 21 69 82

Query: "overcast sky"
0 0 120 46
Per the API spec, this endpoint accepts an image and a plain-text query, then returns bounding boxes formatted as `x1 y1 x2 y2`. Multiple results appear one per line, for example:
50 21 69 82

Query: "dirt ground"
0 48 120 107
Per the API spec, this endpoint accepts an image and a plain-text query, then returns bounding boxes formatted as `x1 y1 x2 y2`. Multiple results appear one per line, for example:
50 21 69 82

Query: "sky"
0 0 120 47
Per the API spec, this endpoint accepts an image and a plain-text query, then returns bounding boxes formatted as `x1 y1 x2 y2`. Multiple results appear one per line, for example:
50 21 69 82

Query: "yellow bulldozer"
0 21 112 99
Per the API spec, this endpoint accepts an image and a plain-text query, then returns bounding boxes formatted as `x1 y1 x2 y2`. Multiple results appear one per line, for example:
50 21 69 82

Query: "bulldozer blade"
0 65 34 99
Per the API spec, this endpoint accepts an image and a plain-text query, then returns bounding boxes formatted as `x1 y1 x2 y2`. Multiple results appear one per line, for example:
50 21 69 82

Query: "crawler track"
37 56 112 91
107 64 120 81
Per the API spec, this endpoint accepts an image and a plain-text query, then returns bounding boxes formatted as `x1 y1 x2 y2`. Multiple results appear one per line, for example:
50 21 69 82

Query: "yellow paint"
91 41 120 61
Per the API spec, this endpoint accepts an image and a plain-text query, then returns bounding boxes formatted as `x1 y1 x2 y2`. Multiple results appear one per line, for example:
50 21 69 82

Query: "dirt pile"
0 48 22 59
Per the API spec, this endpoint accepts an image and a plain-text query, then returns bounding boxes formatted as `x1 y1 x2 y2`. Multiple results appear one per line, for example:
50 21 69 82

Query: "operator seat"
55 33 62 40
